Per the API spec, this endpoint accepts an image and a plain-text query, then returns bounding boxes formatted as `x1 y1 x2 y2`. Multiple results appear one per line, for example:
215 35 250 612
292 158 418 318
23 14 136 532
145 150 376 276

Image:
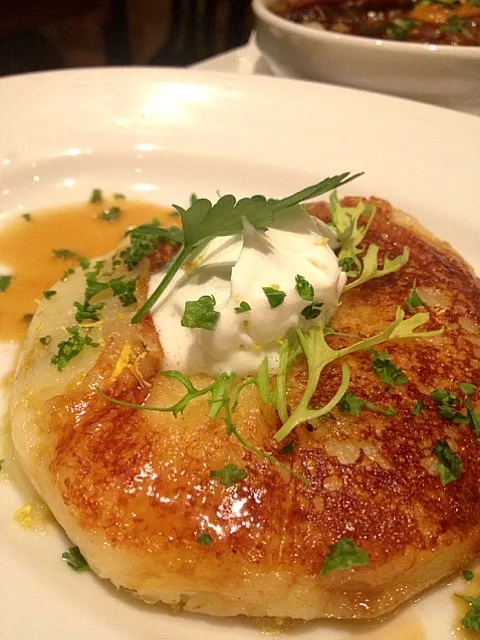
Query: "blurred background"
0 0 253 76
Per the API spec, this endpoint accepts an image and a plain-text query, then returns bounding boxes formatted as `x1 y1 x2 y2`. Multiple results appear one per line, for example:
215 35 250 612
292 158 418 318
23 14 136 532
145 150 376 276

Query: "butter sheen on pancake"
10 196 480 620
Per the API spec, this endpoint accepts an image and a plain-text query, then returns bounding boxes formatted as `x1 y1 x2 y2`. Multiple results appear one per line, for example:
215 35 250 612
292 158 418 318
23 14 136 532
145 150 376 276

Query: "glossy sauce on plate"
0 198 173 342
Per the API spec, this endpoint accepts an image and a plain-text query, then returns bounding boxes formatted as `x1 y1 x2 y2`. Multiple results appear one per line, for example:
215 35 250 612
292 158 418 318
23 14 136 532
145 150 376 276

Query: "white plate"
1 67 479 640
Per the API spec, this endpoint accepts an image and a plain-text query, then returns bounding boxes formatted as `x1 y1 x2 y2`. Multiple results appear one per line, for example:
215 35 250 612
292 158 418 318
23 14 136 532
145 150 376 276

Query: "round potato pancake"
10 197 480 620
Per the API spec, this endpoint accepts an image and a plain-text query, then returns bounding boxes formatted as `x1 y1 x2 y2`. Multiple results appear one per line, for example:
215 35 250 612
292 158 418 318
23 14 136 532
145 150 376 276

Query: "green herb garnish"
43 290 57 300
51 327 99 371
61 268 75 281
39 335 51 346
433 440 463 485
131 174 363 323
113 193 125 200
370 349 407 386
278 441 295 455
456 594 480 632
460 382 477 396
301 301 323 320
62 546 90 572
197 533 213 546
85 271 137 307
89 188 103 204
0 275 12 292
263 286 286 309
209 464 247 487
0 459 4 471
339 391 395 417
338 257 355 273
320 538 369 575
440 16 472 36
431 388 468 424
120 222 182 270
328 192 409 291
74 300 105 324
273 308 441 440
412 400 426 416
22 212 31 222
53 249 78 260
181 295 220 330
234 301 251 314
98 206 121 221
23 313 34 322
463 570 475 582
386 17 416 40
405 281 425 313
295 274 314 301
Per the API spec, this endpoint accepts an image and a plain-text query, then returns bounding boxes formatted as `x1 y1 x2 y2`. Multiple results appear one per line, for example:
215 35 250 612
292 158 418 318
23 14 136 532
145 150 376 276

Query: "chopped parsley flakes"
209 463 247 487
456 594 480 632
263 286 286 309
0 275 12 292
197 533 213 546
411 400 425 416
339 391 395 417
52 249 78 260
371 349 407 386
301 301 323 320
51 326 99 371
405 281 425 313
278 440 295 455
433 440 463 486
320 538 369 575
181 295 220 330
89 188 103 204
98 206 121 221
234 301 251 314
43 290 57 300
295 274 314 301
120 222 182 270
62 546 90 572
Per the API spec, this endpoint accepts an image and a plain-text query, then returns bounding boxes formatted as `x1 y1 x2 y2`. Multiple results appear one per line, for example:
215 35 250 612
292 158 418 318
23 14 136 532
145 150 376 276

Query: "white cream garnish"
148 208 346 377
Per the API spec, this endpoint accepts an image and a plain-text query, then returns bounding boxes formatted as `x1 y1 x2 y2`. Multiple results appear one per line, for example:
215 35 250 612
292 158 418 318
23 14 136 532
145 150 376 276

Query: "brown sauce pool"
0 198 174 342
273 0 480 46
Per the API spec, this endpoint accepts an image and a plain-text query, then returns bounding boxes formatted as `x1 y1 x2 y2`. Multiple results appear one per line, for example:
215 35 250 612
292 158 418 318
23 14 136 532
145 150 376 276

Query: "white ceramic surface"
252 0 480 112
1 67 480 640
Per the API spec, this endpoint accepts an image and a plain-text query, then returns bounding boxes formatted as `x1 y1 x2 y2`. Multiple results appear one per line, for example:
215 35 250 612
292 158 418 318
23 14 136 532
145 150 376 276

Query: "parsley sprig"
273 308 442 441
456 594 480 632
131 173 362 323
328 192 409 291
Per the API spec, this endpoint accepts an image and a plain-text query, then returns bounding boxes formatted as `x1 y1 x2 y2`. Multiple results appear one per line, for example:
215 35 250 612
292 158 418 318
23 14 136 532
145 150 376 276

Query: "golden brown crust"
11 198 480 619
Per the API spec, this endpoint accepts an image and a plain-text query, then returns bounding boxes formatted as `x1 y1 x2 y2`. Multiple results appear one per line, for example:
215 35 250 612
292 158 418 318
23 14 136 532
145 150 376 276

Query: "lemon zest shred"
14 504 33 529
129 351 151 388
110 344 133 382
80 319 105 329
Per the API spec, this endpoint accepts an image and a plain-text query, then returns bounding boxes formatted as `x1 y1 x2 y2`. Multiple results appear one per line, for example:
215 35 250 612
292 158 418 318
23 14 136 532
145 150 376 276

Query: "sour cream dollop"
148 208 346 377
